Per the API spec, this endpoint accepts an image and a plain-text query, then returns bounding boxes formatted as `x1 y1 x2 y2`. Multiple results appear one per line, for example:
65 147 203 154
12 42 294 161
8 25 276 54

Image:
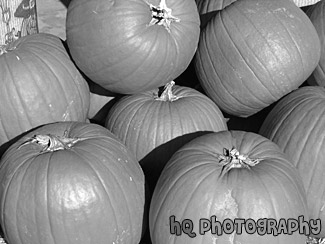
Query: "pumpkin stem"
0 44 16 55
147 0 180 32
18 131 86 153
155 81 181 101
217 147 261 177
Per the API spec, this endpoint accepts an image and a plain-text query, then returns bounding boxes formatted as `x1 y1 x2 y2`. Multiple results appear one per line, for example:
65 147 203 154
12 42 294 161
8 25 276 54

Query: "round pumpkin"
306 0 325 87
0 121 145 244
194 0 321 117
105 81 227 190
0 33 90 146
66 0 200 95
149 130 309 244
259 86 325 238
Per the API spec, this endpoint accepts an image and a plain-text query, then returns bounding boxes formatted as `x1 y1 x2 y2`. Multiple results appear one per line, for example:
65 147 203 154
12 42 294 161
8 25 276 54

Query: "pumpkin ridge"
215 13 270 109
281 99 323 155
69 147 124 239
151 161 213 241
297 106 325 192
24 37 69 57
219 10 273 106
24 48 71 117
253 166 282 221
264 158 308 218
3 57 34 128
204 18 258 111
18 52 55 119
177 166 218 229
0 156 32 242
0 81 14 140
115 33 162 83
45 152 57 243
30 43 88 118
265 95 312 145
269 6 305 78
304 134 325 201
151 158 210 229
270 15 305 79
230 3 283 101
16 156 37 244
129 102 153 159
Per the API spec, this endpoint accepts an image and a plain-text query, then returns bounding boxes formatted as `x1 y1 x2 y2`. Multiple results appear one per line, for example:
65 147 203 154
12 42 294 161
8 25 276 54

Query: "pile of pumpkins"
0 0 325 243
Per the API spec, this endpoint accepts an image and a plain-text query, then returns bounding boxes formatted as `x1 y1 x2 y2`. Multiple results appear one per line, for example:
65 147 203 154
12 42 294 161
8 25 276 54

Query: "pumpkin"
0 121 145 244
105 81 227 191
194 0 321 118
66 0 200 95
0 33 90 146
306 0 325 87
259 86 325 238
149 130 309 244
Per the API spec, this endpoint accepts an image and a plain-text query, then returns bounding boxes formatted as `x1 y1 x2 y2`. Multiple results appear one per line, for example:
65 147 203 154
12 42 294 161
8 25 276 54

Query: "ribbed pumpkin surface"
307 0 325 86
0 33 90 145
194 0 321 117
150 130 308 244
0 122 145 244
259 86 325 238
196 0 236 14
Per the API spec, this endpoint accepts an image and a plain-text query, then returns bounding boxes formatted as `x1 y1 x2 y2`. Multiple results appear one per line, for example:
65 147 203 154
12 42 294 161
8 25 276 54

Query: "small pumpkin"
105 81 227 190
0 33 90 145
0 121 145 244
150 130 309 244
66 0 200 94
259 86 325 238
194 0 321 117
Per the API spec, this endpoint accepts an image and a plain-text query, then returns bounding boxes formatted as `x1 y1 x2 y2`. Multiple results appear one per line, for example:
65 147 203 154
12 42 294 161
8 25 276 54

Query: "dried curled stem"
147 0 180 32
217 147 261 177
18 130 86 153
0 44 15 55
154 81 181 102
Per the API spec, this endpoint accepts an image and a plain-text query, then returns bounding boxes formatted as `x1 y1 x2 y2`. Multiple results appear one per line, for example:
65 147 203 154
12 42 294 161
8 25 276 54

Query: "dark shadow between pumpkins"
139 130 215 194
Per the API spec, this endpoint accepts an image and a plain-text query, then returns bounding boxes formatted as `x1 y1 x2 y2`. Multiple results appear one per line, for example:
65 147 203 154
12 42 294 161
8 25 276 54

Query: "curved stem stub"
217 147 261 177
147 0 180 32
18 130 86 154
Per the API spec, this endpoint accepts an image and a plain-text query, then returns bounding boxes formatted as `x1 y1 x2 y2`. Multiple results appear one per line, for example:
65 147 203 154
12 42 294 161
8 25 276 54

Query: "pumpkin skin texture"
194 0 321 118
196 0 236 14
0 121 145 244
66 0 200 95
306 1 325 87
0 33 90 146
259 86 325 238
105 82 227 191
149 130 309 244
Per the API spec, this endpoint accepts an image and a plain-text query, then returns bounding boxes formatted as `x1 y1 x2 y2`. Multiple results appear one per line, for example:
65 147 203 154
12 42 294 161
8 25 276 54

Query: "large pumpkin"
105 81 227 190
306 0 325 87
66 0 200 95
194 0 321 117
0 33 90 146
149 130 309 244
259 86 325 238
0 121 145 244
